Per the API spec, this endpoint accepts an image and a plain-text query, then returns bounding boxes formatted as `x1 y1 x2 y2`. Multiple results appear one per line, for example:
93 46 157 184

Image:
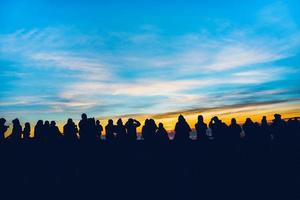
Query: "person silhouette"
142 119 157 142
209 116 227 142
125 118 141 141
142 119 150 141
95 119 103 140
34 120 44 141
87 117 97 142
174 115 191 142
9 118 22 141
209 116 218 139
195 115 208 141
63 118 78 143
270 114 286 144
43 120 51 142
156 122 169 142
79 113 89 141
105 119 116 141
49 121 62 142
260 116 271 145
0 118 9 142
242 118 256 143
23 122 31 140
228 118 242 144
115 119 127 141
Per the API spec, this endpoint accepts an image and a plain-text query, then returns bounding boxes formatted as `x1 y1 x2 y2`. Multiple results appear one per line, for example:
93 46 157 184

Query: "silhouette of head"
158 122 164 128
128 118 133 124
144 119 149 126
108 119 113 125
117 119 123 126
44 121 50 126
261 116 267 124
245 118 253 124
12 118 20 125
149 119 156 127
50 121 56 126
0 118 6 125
81 113 87 120
36 120 43 126
231 118 237 125
178 115 185 122
96 120 100 125
198 115 204 123
212 116 219 122
25 122 30 128
274 114 281 120
67 118 73 124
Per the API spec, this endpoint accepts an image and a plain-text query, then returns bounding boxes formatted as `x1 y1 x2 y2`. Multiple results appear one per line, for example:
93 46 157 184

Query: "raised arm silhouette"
125 118 141 141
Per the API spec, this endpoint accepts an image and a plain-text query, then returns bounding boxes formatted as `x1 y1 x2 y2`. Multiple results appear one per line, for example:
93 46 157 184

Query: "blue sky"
1 0 300 123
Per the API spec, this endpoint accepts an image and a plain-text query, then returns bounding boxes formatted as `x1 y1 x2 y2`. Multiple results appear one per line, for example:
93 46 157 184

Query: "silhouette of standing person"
125 118 141 141
105 119 116 141
228 118 242 144
142 119 158 142
23 122 31 140
49 121 62 142
43 121 51 142
9 118 22 141
34 120 44 141
174 115 191 142
260 116 271 145
79 113 89 141
141 119 150 141
243 118 255 143
115 119 127 141
0 118 9 142
95 120 103 140
87 117 97 142
156 122 169 142
209 116 226 141
63 118 78 143
141 119 148 140
270 114 286 145
195 115 208 141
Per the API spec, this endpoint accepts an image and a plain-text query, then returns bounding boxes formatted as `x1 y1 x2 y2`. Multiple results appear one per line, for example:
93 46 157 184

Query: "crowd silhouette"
0 113 300 199
1 113 299 144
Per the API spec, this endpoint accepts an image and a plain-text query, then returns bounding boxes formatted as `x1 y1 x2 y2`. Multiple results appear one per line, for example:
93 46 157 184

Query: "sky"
1 0 300 131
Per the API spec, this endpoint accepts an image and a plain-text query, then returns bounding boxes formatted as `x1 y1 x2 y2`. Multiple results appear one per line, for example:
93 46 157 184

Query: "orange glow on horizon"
4 100 300 138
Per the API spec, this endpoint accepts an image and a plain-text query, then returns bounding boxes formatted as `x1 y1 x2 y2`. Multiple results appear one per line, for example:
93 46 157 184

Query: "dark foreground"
1 139 300 200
